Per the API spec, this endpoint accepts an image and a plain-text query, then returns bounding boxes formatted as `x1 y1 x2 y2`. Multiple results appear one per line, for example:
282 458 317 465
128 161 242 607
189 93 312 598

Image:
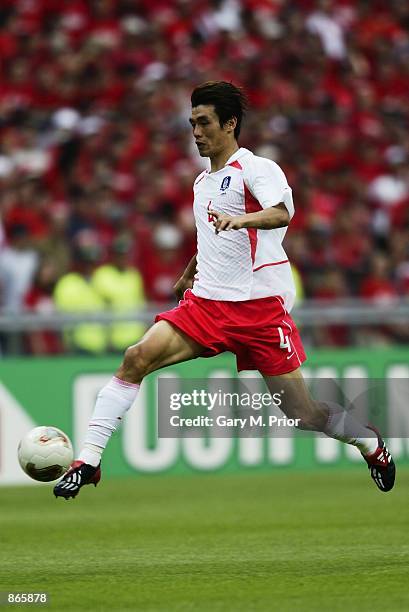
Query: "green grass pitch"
0 469 408 611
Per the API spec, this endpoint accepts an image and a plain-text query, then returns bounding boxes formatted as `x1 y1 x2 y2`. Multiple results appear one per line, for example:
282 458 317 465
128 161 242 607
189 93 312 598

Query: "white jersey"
192 147 296 310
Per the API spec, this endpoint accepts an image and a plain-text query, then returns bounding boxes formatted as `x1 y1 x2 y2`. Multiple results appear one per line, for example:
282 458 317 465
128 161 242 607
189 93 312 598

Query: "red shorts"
155 290 306 376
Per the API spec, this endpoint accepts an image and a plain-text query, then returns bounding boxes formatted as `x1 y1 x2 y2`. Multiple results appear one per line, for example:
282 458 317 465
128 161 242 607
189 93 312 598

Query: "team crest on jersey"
220 176 231 191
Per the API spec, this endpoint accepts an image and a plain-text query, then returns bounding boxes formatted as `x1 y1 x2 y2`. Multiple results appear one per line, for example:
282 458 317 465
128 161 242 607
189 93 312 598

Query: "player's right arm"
173 252 197 300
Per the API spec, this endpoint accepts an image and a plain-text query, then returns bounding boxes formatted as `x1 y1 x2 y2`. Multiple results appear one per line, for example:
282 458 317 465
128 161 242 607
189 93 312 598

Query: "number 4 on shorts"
278 326 291 352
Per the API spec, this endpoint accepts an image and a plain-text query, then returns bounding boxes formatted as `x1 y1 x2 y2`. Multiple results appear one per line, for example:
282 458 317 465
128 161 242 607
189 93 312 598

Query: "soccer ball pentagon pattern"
18 426 74 482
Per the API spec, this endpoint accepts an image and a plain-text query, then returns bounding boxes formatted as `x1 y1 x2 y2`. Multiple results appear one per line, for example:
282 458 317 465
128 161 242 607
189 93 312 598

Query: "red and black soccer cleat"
362 426 395 492
53 460 101 500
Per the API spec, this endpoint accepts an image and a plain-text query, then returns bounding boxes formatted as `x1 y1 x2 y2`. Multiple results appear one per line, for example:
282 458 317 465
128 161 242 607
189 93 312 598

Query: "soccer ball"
18 426 74 482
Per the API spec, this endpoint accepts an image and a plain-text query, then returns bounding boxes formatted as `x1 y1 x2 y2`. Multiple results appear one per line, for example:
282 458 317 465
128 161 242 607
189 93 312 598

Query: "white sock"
324 402 378 455
79 376 140 467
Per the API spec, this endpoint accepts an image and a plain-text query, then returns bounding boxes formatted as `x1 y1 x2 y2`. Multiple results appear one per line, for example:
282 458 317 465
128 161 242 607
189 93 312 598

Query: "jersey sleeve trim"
228 160 243 170
253 259 289 272
244 181 262 265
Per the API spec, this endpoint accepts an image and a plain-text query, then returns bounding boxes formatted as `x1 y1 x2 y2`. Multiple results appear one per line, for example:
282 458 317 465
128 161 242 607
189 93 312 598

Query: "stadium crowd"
0 0 408 354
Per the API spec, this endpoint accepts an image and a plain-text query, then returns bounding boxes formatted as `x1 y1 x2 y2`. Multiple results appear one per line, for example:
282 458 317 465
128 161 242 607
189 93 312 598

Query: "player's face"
190 105 234 158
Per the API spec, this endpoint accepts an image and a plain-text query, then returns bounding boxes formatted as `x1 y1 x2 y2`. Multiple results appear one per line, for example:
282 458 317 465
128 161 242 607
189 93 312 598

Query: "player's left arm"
208 204 289 234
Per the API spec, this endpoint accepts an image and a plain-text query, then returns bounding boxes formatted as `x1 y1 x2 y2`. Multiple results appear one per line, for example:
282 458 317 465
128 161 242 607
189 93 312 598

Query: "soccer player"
54 82 395 499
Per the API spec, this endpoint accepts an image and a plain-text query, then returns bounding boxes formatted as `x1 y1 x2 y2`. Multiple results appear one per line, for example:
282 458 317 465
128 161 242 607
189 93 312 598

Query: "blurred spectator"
310 267 350 346
0 222 39 354
24 258 63 355
306 0 347 60
92 234 146 351
3 178 49 242
0 223 39 313
359 252 398 304
38 204 72 277
53 230 107 354
53 229 146 353
358 251 402 346
140 223 185 303
368 161 409 209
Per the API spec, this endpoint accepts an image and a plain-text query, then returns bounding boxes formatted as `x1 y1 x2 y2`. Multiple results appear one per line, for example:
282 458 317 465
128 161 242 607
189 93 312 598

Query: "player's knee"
122 343 151 381
295 403 328 432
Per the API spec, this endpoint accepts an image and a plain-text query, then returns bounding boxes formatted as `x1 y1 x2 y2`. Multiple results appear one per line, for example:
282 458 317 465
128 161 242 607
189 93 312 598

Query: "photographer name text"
169 415 300 429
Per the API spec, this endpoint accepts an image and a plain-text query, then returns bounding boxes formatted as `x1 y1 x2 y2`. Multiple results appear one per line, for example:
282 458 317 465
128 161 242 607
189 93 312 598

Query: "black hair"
191 81 248 139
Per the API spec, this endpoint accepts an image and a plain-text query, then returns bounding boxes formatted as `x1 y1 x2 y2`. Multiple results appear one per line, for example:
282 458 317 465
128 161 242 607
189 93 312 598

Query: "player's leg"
116 319 206 383
79 320 205 462
262 368 395 492
54 321 204 499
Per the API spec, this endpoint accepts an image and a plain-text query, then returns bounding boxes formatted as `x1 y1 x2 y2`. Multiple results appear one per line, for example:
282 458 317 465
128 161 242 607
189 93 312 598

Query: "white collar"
207 147 249 174
224 147 249 165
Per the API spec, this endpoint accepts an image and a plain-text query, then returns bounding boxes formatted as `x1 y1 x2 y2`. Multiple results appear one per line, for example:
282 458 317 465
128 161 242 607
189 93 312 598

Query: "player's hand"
173 275 194 301
208 210 244 234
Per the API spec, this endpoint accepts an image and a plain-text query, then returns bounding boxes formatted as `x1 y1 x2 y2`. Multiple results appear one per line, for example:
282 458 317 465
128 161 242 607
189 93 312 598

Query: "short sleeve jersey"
192 147 296 311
